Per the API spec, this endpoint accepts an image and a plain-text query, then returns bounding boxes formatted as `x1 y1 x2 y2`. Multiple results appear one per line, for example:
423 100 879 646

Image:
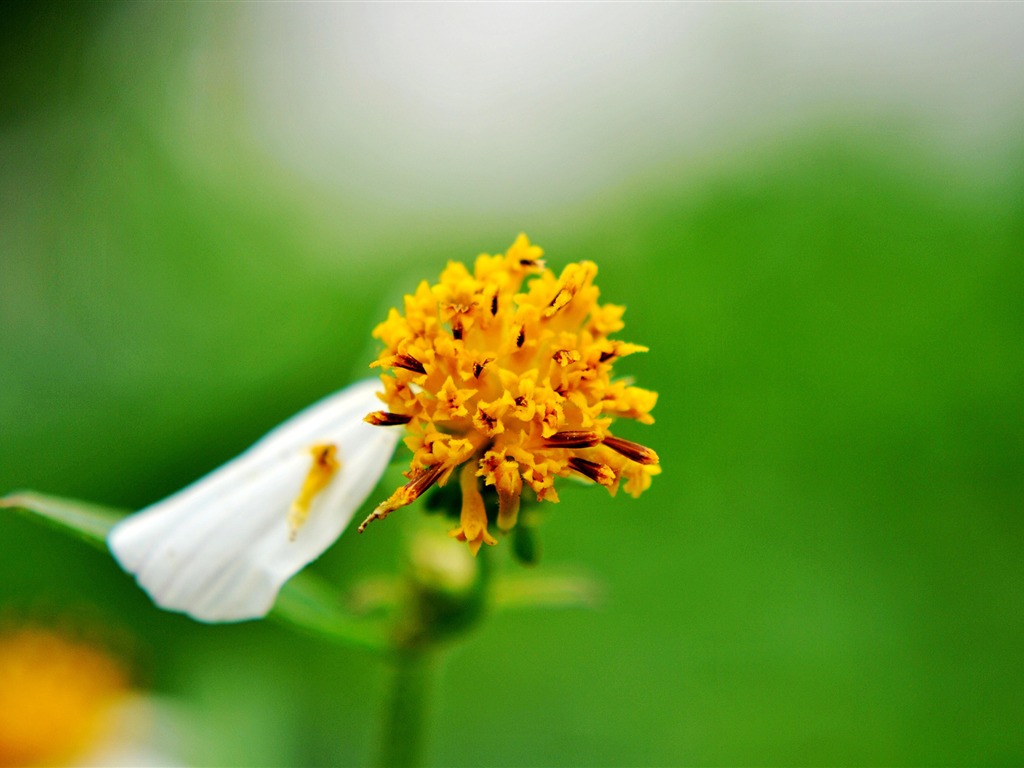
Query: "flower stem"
374 648 437 768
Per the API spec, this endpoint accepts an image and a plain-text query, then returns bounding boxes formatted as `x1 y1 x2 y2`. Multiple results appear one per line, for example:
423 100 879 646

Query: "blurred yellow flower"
361 234 660 554
0 628 127 767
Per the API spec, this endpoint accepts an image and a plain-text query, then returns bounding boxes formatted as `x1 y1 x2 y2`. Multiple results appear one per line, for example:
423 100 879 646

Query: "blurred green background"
2 3 1022 766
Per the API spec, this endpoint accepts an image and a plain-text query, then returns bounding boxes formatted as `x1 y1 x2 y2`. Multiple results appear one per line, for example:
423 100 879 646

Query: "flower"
108 380 400 623
0 627 126 767
108 234 658 622
360 234 660 554
0 626 180 768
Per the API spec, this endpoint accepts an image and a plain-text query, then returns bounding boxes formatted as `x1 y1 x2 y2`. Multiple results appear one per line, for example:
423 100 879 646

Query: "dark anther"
603 435 660 465
543 430 601 449
568 457 614 485
392 354 427 374
365 411 413 427
473 358 494 379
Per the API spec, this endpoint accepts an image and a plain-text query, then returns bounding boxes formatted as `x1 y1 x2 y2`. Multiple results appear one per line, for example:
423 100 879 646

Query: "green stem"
374 648 437 768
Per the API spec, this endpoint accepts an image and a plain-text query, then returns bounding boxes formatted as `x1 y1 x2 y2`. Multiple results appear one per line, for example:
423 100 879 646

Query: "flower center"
361 234 660 552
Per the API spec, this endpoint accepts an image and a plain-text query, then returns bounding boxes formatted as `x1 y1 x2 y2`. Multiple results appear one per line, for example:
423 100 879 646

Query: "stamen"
490 293 499 316
543 430 602 449
358 463 447 532
452 323 463 341
546 285 572 314
553 349 581 367
381 354 427 375
288 443 340 540
603 435 660 465
516 326 526 348
364 411 413 426
474 411 498 434
544 262 594 318
473 358 494 379
568 457 616 486
600 342 649 363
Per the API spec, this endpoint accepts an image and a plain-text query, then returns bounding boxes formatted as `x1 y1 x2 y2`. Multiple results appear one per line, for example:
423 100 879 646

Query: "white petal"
108 378 400 623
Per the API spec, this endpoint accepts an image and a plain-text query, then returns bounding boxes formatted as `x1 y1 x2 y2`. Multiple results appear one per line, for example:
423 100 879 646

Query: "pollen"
361 233 659 553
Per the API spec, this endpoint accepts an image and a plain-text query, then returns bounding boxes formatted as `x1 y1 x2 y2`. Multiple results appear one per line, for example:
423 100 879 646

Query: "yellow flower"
0 626 185 767
0 628 126 767
360 234 660 553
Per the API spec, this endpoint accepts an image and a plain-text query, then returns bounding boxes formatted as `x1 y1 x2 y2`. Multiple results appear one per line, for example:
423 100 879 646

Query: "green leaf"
0 490 127 549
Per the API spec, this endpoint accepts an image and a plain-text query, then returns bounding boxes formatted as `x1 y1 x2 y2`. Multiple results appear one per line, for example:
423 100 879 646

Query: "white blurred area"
71 695 186 768
81 1 1023 228
218 3 1024 215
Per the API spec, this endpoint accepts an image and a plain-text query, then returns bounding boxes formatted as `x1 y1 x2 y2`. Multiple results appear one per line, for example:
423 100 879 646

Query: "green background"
2 4 1022 766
